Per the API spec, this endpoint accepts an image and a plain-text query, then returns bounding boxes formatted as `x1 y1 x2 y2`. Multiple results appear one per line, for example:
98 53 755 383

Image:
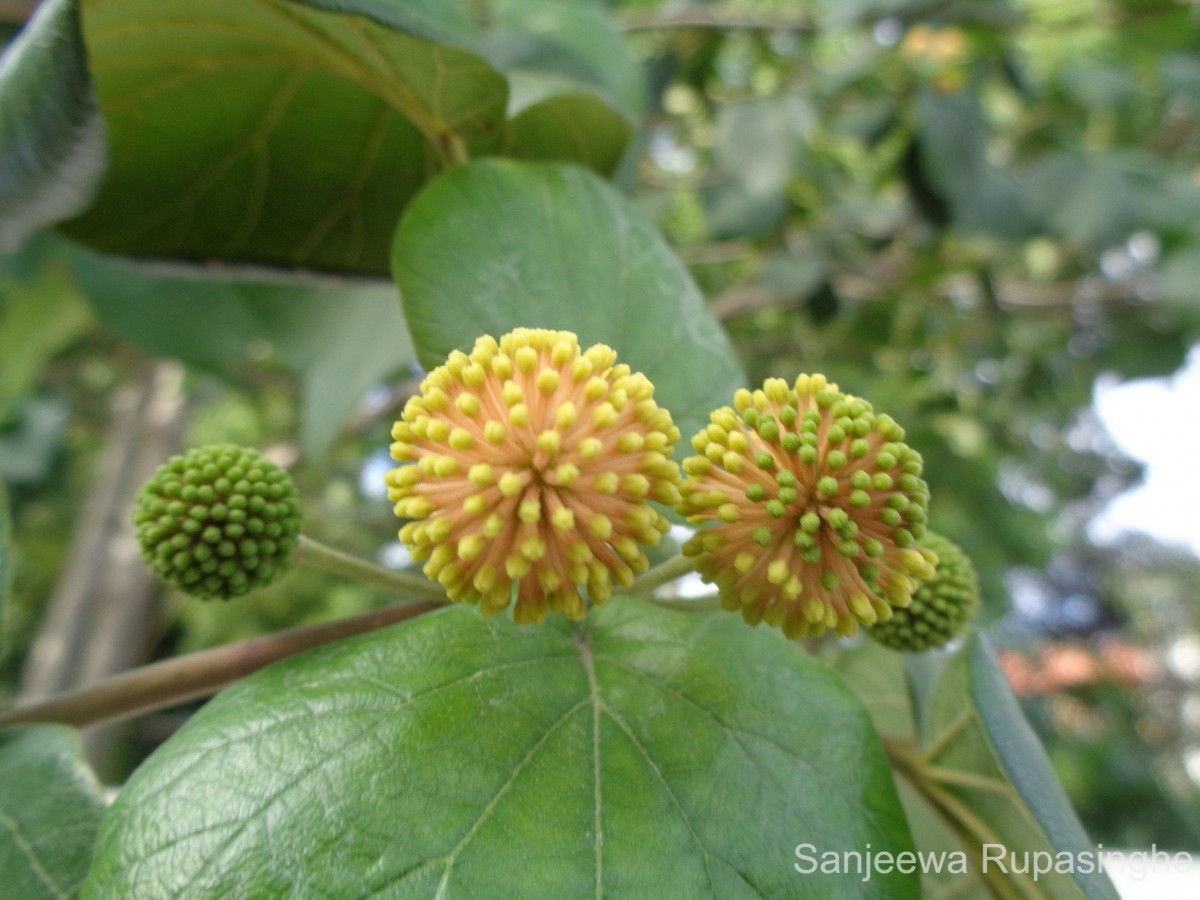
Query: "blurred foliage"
626 0 1200 611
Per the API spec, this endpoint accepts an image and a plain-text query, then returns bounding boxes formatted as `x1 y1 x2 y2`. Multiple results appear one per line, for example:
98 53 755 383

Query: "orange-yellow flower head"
678 374 937 639
387 328 681 624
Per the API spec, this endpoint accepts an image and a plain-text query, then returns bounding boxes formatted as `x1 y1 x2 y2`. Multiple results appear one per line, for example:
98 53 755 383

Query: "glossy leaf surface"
86 601 916 897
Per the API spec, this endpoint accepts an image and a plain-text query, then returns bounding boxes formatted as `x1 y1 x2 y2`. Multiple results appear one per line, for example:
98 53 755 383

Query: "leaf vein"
0 807 71 900
431 697 591 899
598 702 718 897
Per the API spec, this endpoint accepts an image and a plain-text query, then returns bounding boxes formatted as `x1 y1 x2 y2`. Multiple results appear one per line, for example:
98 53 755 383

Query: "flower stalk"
293 535 448 601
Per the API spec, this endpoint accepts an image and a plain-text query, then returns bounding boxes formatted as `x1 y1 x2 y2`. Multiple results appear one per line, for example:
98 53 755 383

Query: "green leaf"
48 0 630 275
479 0 645 116
392 160 746 448
915 88 1030 240
0 241 94 423
893 778 988 899
69 250 256 375
901 635 1120 900
0 398 70 485
0 0 105 253
73 248 414 456
713 94 816 198
63 0 510 274
85 600 917 897
0 726 107 900
1023 151 1200 249
1158 247 1200 311
824 639 915 741
500 74 634 175
830 636 1120 899
292 0 476 45
238 283 415 455
0 479 10 651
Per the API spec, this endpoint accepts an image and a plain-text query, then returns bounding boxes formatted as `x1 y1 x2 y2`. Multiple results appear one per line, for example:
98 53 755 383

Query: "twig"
1 540 699 731
711 284 795 320
650 596 722 612
0 0 36 26
618 6 817 32
0 600 441 730
677 240 756 267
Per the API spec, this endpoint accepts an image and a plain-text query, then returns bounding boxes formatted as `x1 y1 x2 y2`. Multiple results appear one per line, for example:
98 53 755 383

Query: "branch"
676 240 756 267
883 736 1046 900
618 6 817 32
711 284 797 320
0 599 442 730
0 0 36 26
0 539 701 731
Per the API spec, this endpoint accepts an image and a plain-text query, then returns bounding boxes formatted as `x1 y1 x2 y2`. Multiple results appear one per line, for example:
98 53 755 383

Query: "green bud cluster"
134 445 301 600
867 532 980 652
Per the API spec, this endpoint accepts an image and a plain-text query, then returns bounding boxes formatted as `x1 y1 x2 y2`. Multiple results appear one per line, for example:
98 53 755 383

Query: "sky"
1091 345 1200 558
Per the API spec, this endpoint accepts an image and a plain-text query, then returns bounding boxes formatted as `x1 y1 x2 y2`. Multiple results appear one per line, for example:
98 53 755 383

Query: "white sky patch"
1102 850 1200 899
1091 346 1200 557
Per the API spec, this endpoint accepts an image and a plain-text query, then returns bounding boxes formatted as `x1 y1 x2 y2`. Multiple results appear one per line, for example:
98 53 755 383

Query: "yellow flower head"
678 374 937 639
387 328 681 623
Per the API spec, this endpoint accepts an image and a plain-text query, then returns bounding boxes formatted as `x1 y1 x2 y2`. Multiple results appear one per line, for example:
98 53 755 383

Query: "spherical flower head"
386 328 681 624
867 532 980 652
678 374 937 639
134 445 301 600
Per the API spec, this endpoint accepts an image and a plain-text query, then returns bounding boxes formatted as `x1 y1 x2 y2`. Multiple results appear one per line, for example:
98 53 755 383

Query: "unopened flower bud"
134 445 301 600
867 532 979 652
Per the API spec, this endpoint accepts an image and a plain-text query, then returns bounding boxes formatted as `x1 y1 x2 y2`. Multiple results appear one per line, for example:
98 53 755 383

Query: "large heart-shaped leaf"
4 1 633 275
392 160 746 450
0 726 107 900
62 0 509 274
85 600 917 897
17 0 633 276
0 0 105 253
832 637 1120 899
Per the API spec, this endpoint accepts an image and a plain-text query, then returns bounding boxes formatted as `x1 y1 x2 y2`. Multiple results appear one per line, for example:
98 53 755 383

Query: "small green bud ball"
867 532 980 652
134 445 301 600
